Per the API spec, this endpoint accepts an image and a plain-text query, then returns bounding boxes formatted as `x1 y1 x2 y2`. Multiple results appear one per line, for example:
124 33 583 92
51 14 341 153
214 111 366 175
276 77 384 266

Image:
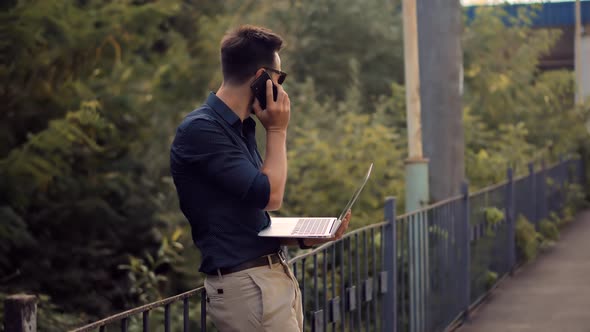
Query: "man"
170 25 351 331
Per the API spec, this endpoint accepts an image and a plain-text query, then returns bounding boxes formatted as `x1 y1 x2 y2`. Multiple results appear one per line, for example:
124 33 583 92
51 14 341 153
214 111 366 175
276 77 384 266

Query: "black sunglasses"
263 67 288 85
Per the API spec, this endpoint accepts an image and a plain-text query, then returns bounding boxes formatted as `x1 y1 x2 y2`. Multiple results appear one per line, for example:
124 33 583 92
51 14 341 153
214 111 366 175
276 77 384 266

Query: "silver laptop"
258 163 373 238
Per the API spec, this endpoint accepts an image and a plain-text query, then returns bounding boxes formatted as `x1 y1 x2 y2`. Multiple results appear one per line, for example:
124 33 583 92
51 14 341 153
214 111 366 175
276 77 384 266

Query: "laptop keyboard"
291 218 332 236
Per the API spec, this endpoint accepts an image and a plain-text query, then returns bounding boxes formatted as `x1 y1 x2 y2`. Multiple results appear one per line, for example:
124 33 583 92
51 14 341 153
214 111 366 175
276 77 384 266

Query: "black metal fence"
69 157 584 332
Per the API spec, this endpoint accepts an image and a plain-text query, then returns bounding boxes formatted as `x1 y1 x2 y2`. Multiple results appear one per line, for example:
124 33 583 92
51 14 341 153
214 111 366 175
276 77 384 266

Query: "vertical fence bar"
580 149 588 187
539 159 548 221
313 254 319 332
382 197 397 332
348 236 354 332
409 214 416 332
201 288 207 332
363 231 370 332
164 304 170 332
415 212 426 332
121 318 128 332
331 244 337 331
455 201 462 318
423 210 430 331
371 228 378 331
528 163 536 225
355 233 361 331
302 258 307 332
183 298 189 332
433 206 442 327
461 182 471 321
323 249 328 332
314 254 319 311
340 241 346 332
143 311 149 332
400 219 407 332
559 156 566 214
506 168 516 275
444 203 451 325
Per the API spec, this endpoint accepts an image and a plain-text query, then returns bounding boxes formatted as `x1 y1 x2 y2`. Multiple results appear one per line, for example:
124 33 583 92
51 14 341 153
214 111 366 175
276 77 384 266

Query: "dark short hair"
220 25 283 84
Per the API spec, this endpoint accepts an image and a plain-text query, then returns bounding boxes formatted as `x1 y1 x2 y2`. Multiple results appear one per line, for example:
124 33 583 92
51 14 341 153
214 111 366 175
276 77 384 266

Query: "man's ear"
248 68 266 86
254 68 266 79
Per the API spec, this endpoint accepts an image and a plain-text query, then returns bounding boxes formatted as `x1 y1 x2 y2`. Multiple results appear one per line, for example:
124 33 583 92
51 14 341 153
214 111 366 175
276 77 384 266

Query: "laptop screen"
338 163 373 221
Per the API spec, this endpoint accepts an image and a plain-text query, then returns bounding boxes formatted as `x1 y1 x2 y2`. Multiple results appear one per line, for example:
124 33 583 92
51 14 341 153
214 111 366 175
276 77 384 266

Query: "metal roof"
464 1 590 27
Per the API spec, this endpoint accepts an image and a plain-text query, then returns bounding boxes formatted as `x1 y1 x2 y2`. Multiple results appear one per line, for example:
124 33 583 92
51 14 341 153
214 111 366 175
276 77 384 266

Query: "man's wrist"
266 128 287 136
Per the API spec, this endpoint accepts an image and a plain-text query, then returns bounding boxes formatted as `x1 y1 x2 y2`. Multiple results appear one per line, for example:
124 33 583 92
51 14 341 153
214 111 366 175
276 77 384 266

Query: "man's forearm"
262 130 287 210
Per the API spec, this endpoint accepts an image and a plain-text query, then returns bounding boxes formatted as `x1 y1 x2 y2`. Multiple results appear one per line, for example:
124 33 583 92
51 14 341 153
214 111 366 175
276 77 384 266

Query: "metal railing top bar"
69 286 204 332
62 156 583 332
513 172 530 183
470 179 509 197
288 220 388 264
395 194 464 220
545 160 567 173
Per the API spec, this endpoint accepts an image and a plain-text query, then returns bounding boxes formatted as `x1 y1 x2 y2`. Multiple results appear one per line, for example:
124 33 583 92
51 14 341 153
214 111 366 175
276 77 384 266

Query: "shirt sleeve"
171 118 270 209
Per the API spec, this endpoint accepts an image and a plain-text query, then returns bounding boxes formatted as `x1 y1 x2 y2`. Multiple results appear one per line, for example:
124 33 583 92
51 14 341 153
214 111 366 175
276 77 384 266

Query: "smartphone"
250 71 278 110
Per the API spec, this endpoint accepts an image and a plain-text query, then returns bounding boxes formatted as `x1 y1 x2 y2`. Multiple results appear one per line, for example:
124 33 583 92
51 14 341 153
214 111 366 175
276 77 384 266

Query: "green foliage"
280 71 406 225
119 229 185 304
465 119 536 184
428 225 450 240
515 215 541 262
0 100 164 318
539 219 559 241
485 270 498 290
484 207 504 226
564 183 589 212
470 206 505 298
463 5 559 129
463 6 590 181
0 101 111 209
0 0 202 321
1 0 589 327
276 0 404 100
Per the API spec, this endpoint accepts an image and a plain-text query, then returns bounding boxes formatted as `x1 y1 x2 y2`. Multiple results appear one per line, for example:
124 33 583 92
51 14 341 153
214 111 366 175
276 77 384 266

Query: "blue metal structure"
464 1 590 27
71 156 584 332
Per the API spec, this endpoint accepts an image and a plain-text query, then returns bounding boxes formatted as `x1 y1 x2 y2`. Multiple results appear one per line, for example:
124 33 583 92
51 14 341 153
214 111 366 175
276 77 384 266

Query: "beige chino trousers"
204 258 303 332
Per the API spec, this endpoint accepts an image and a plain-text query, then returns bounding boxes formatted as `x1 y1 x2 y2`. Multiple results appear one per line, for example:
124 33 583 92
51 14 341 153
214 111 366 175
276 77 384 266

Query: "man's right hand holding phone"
255 78 290 211
253 79 290 133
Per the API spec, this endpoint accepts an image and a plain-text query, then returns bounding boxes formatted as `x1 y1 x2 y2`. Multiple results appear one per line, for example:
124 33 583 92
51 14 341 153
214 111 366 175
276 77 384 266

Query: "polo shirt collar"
206 92 241 127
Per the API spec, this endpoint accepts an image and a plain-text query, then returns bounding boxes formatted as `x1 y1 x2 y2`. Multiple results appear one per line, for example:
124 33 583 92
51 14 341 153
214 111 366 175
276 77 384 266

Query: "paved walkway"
458 211 590 332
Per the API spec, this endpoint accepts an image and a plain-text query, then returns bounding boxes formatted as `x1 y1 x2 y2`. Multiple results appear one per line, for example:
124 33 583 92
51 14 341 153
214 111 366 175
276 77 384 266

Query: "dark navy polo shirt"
170 93 280 274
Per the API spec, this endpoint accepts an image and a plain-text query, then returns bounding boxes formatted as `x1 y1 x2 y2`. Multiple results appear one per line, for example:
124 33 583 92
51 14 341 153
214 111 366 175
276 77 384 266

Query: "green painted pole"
405 159 429 332
405 159 429 212
402 0 430 330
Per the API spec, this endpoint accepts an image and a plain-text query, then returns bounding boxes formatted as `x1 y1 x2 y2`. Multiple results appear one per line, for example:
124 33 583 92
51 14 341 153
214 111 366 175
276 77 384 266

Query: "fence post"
528 163 536 225
506 168 516 275
461 182 471 321
383 197 397 332
578 145 588 189
4 294 37 332
558 155 566 215
540 160 547 222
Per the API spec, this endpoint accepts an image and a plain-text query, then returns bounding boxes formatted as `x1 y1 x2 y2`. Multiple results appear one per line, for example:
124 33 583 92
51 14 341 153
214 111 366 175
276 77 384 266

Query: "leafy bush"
515 215 541 262
556 183 589 228
484 207 504 226
485 270 498 290
564 183 589 212
539 219 559 241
